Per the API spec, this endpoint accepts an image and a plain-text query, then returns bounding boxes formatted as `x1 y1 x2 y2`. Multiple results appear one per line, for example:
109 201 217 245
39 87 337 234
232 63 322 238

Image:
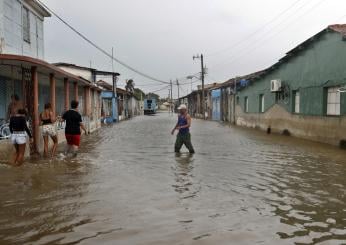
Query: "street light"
186 74 201 93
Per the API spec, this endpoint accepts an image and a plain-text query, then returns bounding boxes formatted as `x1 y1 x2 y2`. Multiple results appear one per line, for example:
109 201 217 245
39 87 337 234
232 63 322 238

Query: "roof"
96 81 129 94
220 70 267 88
54 63 97 71
286 24 346 57
0 54 101 90
97 80 113 90
328 24 346 35
54 63 120 76
220 24 346 89
25 0 51 18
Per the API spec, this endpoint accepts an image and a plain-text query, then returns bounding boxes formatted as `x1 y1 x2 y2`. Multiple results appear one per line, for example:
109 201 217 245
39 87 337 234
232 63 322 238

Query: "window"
294 91 300 113
259 94 264 113
22 7 30 43
327 87 340 116
244 97 249 113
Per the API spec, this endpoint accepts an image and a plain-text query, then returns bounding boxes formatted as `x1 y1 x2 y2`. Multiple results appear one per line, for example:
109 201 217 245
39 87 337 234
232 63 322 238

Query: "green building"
235 24 346 146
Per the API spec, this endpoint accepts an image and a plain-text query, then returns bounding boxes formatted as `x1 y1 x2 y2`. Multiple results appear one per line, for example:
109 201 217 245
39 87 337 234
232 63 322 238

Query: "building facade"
0 1 105 162
235 24 346 146
211 88 221 121
0 0 50 59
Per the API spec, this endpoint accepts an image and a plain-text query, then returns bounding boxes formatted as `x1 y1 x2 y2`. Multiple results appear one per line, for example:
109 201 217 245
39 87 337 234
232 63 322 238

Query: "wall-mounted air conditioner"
271 79 282 92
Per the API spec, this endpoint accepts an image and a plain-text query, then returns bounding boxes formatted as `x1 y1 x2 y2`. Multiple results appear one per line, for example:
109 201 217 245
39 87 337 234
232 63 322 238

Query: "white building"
0 0 50 59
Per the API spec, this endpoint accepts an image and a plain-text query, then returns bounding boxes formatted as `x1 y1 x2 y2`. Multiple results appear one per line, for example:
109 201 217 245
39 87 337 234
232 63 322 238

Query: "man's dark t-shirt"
62 110 82 135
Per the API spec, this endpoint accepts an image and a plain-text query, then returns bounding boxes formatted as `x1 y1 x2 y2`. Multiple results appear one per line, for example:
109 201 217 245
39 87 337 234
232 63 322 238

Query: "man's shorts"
11 132 27 145
65 134 81 147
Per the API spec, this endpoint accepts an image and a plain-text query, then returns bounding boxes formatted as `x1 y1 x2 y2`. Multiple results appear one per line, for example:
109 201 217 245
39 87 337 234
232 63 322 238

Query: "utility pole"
168 89 170 114
111 47 118 122
170 80 173 114
193 54 205 120
233 77 237 124
176 79 180 102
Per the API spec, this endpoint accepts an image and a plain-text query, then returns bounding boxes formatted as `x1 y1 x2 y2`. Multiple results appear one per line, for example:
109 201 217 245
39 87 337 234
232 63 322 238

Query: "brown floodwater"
1 113 346 245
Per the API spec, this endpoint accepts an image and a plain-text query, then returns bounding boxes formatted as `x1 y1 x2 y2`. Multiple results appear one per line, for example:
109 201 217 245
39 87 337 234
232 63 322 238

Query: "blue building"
97 80 120 123
211 89 221 121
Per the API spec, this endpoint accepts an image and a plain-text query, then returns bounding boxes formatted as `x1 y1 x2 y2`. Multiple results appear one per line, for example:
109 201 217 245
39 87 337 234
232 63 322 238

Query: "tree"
125 79 135 94
133 88 145 101
146 92 160 101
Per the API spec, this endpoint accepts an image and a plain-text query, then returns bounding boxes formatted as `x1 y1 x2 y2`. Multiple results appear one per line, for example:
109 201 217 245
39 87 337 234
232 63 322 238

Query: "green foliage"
146 93 160 100
134 88 146 101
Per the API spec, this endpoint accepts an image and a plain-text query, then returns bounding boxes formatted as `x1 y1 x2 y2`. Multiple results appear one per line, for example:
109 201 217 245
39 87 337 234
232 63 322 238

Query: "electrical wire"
148 85 170 94
209 0 317 71
210 0 327 73
36 0 170 85
206 0 305 57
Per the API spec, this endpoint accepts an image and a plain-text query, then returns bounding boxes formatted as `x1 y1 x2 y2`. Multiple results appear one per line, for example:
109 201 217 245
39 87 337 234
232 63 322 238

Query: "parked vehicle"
144 99 157 115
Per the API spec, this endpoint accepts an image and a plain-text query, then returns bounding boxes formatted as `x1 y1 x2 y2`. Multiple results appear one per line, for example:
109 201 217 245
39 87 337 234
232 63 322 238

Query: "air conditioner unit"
271 79 282 92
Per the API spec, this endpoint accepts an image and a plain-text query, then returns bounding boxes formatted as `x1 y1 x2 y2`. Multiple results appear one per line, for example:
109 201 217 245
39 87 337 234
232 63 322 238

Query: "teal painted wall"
237 31 346 116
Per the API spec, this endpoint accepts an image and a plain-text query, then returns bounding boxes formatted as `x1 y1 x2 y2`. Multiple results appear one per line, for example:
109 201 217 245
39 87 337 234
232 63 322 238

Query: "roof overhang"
24 0 51 18
0 54 96 88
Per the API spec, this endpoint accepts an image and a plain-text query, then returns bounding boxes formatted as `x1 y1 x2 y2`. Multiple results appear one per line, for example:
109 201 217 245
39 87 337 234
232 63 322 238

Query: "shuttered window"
259 94 264 113
327 87 340 116
22 7 30 43
294 91 300 114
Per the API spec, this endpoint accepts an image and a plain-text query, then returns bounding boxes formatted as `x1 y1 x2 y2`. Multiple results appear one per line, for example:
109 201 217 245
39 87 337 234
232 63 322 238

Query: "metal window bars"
0 119 10 140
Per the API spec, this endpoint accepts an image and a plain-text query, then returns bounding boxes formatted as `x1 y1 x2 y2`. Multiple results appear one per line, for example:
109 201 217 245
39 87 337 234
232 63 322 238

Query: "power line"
36 0 170 85
209 0 316 71
210 0 327 74
206 0 305 57
148 85 170 94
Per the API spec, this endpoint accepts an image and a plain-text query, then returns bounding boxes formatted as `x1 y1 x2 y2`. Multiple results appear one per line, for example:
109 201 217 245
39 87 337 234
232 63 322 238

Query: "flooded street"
1 113 346 245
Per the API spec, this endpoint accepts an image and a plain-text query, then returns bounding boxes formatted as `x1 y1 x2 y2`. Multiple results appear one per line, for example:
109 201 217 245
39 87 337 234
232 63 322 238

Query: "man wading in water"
171 104 195 154
62 100 88 157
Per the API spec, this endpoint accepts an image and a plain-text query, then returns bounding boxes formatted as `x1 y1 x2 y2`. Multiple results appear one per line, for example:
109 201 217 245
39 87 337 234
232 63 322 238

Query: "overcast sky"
42 0 346 98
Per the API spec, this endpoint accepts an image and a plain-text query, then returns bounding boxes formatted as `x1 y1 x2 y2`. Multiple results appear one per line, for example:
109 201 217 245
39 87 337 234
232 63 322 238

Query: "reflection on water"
1 113 346 244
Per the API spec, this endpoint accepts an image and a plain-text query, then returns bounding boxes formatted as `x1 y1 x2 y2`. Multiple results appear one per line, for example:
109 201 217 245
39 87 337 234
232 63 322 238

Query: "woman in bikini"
40 103 58 157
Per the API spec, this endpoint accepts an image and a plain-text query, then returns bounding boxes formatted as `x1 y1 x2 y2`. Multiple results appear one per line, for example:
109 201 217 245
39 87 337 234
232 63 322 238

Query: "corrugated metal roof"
329 24 346 35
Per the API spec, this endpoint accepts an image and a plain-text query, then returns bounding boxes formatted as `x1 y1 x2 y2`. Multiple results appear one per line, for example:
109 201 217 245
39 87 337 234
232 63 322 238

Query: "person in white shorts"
9 109 33 166
40 103 58 158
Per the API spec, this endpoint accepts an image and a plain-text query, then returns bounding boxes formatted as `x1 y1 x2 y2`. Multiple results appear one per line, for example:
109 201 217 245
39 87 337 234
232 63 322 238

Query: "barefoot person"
171 104 195 154
40 103 58 158
62 100 87 156
9 109 33 166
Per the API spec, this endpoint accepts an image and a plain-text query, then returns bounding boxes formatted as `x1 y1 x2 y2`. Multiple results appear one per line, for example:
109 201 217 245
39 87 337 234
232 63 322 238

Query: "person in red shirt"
61 100 88 156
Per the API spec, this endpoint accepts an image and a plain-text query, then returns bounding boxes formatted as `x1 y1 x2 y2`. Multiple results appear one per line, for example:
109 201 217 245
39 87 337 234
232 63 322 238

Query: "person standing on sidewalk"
171 104 195 154
62 100 88 156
